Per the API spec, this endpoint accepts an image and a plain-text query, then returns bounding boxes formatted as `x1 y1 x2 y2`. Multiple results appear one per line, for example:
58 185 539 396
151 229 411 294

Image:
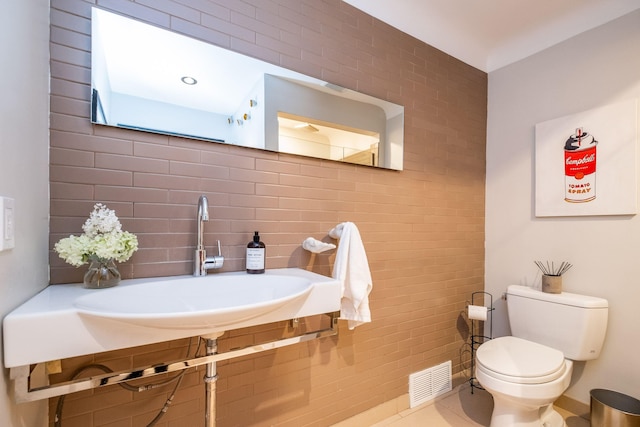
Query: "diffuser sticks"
534 260 573 277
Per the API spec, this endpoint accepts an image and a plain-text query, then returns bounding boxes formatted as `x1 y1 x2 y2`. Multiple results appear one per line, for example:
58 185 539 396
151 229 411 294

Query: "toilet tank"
506 285 608 360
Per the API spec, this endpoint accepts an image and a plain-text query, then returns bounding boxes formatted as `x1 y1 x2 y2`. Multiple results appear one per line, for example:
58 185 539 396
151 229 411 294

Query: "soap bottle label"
246 248 265 271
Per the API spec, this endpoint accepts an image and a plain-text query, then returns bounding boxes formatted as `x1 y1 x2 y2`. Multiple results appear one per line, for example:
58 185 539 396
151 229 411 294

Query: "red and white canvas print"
535 99 638 217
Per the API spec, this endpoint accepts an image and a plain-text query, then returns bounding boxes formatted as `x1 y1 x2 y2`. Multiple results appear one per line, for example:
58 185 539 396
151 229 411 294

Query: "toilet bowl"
476 336 573 427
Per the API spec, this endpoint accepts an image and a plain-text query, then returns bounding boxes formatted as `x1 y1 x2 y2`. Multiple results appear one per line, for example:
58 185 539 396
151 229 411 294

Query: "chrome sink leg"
204 337 218 427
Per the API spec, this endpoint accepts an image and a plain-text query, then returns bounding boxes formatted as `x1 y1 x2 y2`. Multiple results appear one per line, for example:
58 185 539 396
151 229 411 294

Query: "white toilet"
475 285 608 427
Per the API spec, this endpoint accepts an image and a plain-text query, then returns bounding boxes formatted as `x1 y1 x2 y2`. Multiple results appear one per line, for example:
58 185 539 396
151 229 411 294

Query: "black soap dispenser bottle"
246 231 265 274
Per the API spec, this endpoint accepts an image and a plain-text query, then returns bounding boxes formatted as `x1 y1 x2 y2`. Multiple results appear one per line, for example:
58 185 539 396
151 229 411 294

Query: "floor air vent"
409 360 452 408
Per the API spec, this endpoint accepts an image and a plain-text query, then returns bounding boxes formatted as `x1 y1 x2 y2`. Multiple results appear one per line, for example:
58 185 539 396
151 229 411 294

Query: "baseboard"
555 394 590 420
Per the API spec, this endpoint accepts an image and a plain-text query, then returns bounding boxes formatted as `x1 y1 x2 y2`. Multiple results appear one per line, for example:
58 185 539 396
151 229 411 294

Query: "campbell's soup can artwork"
564 127 598 203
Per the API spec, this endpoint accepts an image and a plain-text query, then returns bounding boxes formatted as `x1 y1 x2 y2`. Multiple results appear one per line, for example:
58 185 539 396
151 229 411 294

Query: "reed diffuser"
535 261 573 294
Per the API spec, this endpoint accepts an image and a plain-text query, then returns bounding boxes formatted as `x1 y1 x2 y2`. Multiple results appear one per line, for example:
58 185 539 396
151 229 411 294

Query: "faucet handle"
204 240 224 270
205 255 224 270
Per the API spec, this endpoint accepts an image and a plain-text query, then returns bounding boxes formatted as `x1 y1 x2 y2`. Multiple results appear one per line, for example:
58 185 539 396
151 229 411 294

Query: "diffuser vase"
83 257 121 289
541 274 562 294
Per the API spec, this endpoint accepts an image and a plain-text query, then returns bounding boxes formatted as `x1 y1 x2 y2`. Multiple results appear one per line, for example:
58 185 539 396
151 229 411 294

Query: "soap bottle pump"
246 231 265 274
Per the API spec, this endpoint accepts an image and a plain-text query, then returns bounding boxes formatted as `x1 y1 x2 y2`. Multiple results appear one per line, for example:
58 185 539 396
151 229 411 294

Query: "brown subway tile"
50 182 94 201
50 94 90 119
51 130 134 155
169 161 229 179
94 186 169 204
50 7 91 36
50 165 133 186
201 150 255 169
51 147 94 167
50 61 90 87
95 153 169 174
133 142 201 163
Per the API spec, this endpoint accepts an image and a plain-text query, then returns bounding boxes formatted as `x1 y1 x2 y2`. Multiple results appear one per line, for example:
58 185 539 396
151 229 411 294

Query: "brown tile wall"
48 0 487 425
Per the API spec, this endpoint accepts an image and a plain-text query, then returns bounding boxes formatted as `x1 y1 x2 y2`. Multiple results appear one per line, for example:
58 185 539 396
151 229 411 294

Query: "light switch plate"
0 197 15 251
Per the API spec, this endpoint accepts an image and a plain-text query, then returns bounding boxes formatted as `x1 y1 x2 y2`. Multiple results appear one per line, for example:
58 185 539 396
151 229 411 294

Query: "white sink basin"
3 268 341 367
74 273 312 329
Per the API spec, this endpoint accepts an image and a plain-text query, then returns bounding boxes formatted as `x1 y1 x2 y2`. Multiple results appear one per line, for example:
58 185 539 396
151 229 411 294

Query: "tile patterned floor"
370 383 590 427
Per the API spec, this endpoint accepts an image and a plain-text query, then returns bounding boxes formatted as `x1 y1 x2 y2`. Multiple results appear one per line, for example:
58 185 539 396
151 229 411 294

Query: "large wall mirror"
91 8 404 170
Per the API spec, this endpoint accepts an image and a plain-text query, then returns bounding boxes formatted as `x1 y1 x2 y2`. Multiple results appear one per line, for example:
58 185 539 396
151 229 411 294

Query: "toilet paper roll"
468 305 488 321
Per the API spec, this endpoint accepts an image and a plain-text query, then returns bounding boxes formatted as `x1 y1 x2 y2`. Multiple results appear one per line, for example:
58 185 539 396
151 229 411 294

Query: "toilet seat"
476 336 566 384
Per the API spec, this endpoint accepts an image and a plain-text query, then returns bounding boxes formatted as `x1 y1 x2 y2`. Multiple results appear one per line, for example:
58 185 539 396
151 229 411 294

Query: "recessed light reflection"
181 76 197 85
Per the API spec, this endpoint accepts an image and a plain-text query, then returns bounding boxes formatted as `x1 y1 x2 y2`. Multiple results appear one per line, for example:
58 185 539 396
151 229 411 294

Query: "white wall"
0 1 50 426
486 10 640 404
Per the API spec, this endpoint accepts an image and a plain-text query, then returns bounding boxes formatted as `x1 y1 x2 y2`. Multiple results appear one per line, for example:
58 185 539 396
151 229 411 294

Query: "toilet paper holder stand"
468 291 494 394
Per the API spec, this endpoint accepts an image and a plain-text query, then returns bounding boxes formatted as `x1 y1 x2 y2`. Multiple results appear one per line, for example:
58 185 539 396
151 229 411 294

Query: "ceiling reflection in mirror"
91 8 404 170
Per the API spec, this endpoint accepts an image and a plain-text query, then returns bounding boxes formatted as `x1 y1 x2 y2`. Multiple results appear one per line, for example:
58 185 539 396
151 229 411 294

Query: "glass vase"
83 258 121 289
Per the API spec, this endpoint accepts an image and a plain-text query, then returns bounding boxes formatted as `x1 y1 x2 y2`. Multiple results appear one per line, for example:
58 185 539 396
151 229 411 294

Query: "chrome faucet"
194 195 224 276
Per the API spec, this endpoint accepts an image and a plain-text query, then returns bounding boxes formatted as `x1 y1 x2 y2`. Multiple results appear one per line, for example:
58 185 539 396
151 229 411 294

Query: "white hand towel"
330 222 373 329
302 237 336 253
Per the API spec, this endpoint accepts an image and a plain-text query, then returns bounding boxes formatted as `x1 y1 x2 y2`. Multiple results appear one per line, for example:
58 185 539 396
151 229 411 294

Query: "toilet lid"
476 336 566 384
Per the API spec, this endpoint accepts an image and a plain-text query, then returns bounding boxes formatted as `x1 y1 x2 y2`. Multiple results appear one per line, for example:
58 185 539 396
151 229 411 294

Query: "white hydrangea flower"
54 203 138 267
82 203 122 237
54 234 91 267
